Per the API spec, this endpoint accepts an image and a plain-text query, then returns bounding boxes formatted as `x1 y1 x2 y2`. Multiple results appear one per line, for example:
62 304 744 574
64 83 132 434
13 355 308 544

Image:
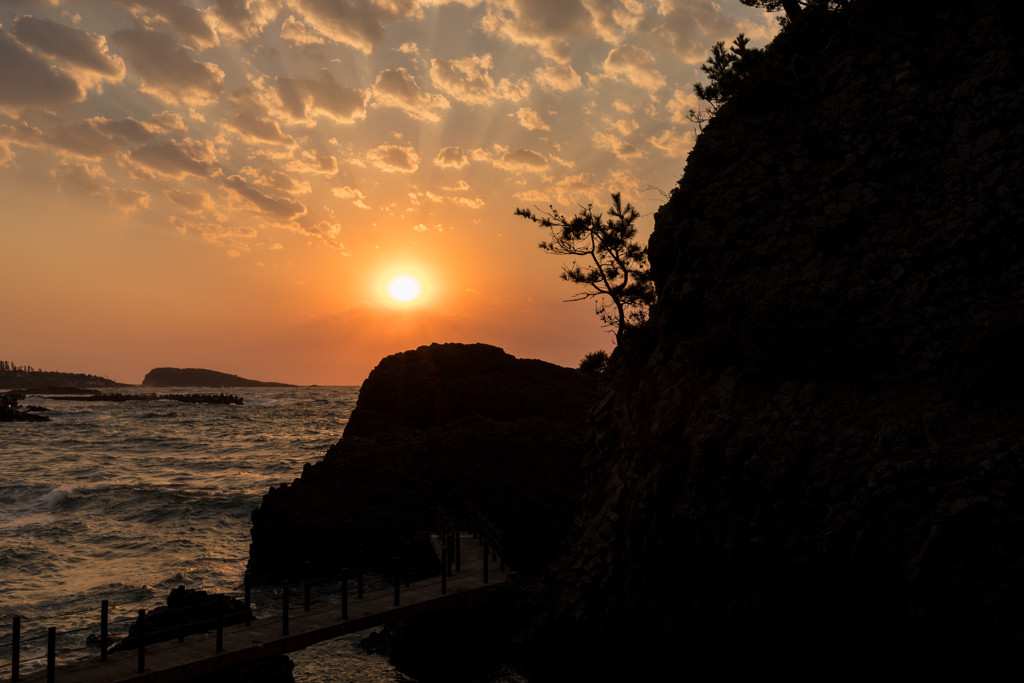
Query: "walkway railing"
2 505 507 682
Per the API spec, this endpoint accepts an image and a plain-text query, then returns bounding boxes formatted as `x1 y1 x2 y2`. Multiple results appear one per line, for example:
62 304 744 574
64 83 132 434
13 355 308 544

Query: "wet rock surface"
248 343 599 580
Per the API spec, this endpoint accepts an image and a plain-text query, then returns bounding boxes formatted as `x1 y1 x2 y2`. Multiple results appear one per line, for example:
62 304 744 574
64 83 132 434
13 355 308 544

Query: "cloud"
552 171 602 204
332 185 370 209
584 0 646 42
287 0 422 54
224 110 297 145
532 64 582 92
433 146 468 169
396 41 418 54
243 166 312 195
284 149 338 177
224 85 297 145
366 144 419 173
514 107 550 131
481 147 548 173
11 16 126 88
110 0 219 50
0 121 47 164
666 88 700 124
123 138 217 179
48 117 153 158
164 188 215 214
592 130 643 159
513 188 550 203
442 179 469 191
53 162 150 213
372 68 449 122
480 0 593 63
172 217 259 243
144 110 188 134
605 117 638 136
110 27 225 105
280 15 325 46
0 25 86 114
275 70 369 125
221 173 308 221
412 223 428 231
448 196 484 209
649 128 695 158
331 185 364 199
430 53 529 106
210 0 280 41
653 0 763 63
602 44 665 91
549 153 575 167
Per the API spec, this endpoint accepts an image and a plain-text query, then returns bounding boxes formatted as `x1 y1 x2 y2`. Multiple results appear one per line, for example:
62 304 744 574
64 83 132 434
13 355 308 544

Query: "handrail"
4 507 509 681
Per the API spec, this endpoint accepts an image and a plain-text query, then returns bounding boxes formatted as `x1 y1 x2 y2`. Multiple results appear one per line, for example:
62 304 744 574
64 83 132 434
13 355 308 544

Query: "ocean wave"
135 411 178 419
244 399 278 407
36 483 111 508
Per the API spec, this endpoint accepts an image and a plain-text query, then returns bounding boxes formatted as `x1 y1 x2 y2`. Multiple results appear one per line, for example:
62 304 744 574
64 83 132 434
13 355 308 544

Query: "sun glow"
385 274 424 303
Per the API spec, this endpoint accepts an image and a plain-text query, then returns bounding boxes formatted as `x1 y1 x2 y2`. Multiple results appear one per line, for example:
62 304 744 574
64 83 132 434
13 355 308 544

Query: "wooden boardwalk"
11 534 507 683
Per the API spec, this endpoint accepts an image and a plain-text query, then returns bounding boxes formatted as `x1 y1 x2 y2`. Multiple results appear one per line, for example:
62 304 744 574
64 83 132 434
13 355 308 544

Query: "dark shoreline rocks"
247 343 599 580
112 586 252 653
1 394 49 422
110 588 293 683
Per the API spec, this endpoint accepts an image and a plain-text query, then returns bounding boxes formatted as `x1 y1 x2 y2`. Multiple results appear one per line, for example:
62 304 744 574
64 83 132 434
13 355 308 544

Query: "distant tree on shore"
578 350 610 377
516 193 655 346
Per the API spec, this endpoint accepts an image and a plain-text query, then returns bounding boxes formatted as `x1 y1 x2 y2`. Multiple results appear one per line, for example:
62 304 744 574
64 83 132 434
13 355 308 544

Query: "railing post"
455 530 461 573
482 540 489 584
12 615 20 682
177 584 185 643
244 572 252 626
282 580 290 636
394 556 401 606
100 600 108 662
216 594 224 653
441 547 447 594
137 609 146 674
341 568 348 620
357 551 364 599
404 543 410 587
444 528 452 577
304 561 311 612
46 627 55 683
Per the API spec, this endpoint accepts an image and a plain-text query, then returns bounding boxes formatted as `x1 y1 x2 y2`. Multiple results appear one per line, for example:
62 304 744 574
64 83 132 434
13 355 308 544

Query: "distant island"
142 368 295 388
0 360 126 391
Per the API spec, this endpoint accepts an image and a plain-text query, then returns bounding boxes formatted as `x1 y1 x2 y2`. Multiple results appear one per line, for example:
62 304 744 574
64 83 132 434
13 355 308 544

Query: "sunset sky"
0 0 775 385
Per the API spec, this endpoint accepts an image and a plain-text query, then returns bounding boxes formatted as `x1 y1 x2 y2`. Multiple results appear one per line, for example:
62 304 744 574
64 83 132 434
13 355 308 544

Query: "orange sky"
0 0 775 385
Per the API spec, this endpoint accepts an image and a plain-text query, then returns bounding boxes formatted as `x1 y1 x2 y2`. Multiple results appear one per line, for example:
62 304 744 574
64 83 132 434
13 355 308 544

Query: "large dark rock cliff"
248 343 598 578
541 0 1024 675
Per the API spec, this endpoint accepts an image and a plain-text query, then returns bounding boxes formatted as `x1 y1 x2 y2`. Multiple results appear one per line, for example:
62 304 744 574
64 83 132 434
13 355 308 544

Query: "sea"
0 386 410 681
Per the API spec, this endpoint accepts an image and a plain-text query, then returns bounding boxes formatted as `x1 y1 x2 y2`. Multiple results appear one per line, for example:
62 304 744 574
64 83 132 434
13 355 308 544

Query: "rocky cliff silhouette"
248 343 598 579
540 0 1024 675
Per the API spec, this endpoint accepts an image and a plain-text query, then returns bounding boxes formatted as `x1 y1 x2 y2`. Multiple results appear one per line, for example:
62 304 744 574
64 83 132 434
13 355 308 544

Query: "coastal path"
4 506 508 683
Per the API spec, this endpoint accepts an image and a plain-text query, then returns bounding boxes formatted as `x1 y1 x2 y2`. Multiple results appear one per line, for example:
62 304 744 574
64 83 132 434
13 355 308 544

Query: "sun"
385 274 424 303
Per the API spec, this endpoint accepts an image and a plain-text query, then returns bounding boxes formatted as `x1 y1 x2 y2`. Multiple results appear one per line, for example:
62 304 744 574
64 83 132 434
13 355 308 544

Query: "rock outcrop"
248 343 598 579
1 394 49 422
142 368 294 388
539 0 1024 675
